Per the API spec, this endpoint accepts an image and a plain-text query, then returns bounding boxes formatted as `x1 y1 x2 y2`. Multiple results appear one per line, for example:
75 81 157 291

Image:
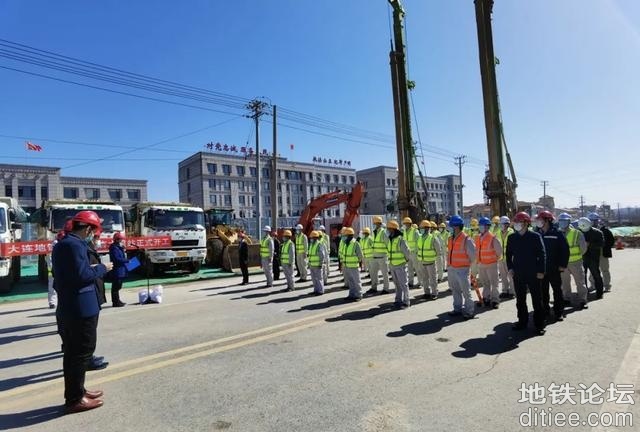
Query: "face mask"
478 226 487 234
419 228 426 235
85 230 95 244
558 221 570 230
535 220 544 229
386 229 392 237
513 223 524 233
340 235 347 241
501 224 510 231
448 227 455 234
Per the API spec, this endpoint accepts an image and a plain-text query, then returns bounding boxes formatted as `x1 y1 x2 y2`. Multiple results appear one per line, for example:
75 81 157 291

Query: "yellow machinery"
204 208 261 271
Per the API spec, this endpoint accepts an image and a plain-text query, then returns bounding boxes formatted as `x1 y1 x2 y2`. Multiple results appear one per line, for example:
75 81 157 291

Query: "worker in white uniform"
497 216 515 299
308 230 327 295
260 226 274 288
446 215 477 319
416 220 442 300
476 217 503 309
294 224 308 282
557 213 588 309
386 220 413 308
366 216 390 294
342 227 363 301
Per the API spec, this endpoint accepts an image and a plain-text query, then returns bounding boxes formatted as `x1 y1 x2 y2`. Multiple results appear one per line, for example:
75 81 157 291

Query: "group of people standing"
257 211 615 336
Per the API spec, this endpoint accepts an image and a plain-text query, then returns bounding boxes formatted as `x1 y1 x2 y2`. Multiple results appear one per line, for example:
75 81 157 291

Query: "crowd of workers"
257 211 615 335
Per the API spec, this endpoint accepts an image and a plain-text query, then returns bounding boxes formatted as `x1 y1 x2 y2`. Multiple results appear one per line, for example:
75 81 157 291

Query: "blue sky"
1 0 638 209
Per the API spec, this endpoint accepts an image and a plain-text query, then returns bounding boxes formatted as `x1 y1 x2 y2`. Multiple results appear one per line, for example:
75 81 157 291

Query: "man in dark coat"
86 238 109 371
589 213 615 292
272 230 281 281
108 232 129 307
53 210 112 413
578 217 605 299
238 232 249 285
535 211 569 321
506 212 547 336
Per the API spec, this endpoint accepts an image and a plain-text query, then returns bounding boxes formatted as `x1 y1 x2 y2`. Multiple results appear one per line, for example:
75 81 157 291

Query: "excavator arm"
297 182 364 235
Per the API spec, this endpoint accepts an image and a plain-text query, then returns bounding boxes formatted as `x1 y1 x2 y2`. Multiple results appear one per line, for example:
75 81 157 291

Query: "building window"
187 183 191 194
349 176 355 184
186 168 191 179
209 179 217 189
324 174 330 183
224 195 232 206
85 188 100 199
239 195 246 206
316 185 321 193
210 195 217 205
222 164 232 176
108 189 122 200
250 167 257 177
207 163 217 174
64 187 79 199
41 186 48 199
263 182 270 191
236 166 245 176
264 196 271 205
4 185 12 197
341 175 346 184
18 186 36 198
127 189 140 200
307 172 313 181
316 173 322 182
262 168 270 178
333 175 339 183
223 180 231 190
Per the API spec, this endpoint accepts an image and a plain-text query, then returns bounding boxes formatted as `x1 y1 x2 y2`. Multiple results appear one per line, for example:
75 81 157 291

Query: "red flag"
25 141 42 152
290 144 294 150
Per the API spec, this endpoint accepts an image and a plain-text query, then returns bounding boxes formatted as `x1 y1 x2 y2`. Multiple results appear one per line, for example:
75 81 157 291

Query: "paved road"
1 250 639 431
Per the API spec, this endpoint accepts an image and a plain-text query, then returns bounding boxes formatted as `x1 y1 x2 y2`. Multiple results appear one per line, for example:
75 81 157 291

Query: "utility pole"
579 195 585 217
617 202 621 225
271 105 278 230
246 98 270 239
541 180 549 208
454 155 467 216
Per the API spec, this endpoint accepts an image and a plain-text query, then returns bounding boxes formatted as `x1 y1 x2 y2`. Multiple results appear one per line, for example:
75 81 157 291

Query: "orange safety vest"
475 232 498 265
448 232 471 268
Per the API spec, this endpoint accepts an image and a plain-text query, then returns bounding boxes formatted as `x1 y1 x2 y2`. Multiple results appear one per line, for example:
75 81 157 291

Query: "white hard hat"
263 225 271 232
577 217 592 232
319 225 325 230
499 216 510 224
295 224 303 230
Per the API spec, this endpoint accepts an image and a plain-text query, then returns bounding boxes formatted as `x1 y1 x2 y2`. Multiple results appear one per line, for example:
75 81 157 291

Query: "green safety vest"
260 236 272 258
387 236 406 266
439 229 450 245
417 234 437 263
360 236 373 259
281 240 292 265
321 232 330 248
404 227 418 251
496 228 514 262
372 228 387 255
308 242 321 267
295 234 306 254
565 228 583 263
344 240 360 268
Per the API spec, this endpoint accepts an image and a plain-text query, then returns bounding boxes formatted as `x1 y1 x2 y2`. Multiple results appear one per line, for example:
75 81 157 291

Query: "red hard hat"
113 231 125 241
63 219 74 233
536 210 554 222
72 210 102 230
513 212 531 223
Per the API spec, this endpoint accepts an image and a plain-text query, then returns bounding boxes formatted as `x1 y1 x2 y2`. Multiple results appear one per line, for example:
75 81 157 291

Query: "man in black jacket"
271 230 281 281
578 217 605 299
589 213 614 292
238 232 249 285
535 211 569 321
506 212 547 335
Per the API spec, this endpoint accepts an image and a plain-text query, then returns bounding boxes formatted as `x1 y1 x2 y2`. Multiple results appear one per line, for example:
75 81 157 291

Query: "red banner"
0 236 173 257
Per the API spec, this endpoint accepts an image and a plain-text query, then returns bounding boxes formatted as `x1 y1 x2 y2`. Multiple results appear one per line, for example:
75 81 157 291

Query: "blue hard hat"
448 215 464 227
587 212 600 222
478 217 491 226
558 213 572 221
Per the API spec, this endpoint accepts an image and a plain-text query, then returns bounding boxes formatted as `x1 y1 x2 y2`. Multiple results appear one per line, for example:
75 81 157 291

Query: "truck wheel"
0 276 11 294
206 238 224 268
12 257 21 283
189 261 202 274
38 255 48 283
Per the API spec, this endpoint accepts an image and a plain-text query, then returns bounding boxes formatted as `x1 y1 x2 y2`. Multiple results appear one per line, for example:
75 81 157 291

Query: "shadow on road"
0 330 59 345
386 312 461 337
0 369 63 392
256 286 348 305
0 405 64 429
0 322 56 335
287 296 350 313
0 351 62 369
326 301 398 322
0 307 50 317
451 322 536 358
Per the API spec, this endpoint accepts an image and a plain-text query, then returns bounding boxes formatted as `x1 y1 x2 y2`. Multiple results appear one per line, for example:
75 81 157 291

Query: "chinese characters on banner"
0 236 173 257
312 156 351 167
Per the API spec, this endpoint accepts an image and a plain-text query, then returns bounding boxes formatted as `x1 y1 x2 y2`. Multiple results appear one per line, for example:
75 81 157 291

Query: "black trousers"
583 258 603 297
542 270 564 317
239 261 249 283
58 314 98 404
514 274 545 330
273 258 281 280
111 280 123 305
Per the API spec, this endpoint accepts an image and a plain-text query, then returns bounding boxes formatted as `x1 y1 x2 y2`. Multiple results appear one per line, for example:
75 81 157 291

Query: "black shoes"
112 302 126 308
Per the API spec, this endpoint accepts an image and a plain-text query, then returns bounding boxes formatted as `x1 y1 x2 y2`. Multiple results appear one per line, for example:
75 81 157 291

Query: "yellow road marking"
0 293 389 409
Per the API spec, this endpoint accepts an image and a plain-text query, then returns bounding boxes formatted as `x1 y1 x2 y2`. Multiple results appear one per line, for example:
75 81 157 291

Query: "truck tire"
38 255 48 283
0 276 11 294
188 261 202 274
206 238 224 268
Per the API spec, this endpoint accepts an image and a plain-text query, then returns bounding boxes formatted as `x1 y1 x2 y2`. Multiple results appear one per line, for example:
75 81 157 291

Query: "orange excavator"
297 182 365 236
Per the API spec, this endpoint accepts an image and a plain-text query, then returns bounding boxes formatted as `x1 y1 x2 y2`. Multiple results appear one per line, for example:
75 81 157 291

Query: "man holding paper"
109 232 130 307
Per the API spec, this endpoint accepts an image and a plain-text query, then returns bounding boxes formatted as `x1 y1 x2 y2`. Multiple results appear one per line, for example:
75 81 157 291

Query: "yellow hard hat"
492 216 500 224
343 227 355 236
439 222 446 228
429 221 437 228
402 217 413 225
283 229 292 237
470 218 479 228
411 223 418 229
372 216 383 224
387 220 400 230
362 227 371 234
419 220 430 228
309 230 319 239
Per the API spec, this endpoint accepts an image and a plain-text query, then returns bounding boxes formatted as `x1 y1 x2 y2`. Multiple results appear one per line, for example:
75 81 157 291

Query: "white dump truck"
33 199 125 282
128 202 207 276
0 197 28 293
